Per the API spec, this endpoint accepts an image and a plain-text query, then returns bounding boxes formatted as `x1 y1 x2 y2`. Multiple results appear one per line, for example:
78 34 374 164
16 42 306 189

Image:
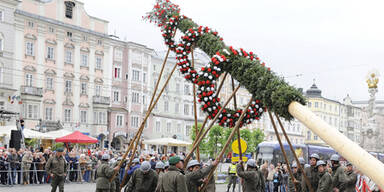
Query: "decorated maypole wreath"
144 0 384 188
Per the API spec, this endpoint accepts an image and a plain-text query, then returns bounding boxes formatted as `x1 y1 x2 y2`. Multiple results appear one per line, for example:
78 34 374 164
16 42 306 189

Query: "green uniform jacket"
185 165 213 192
156 171 165 192
344 171 357 192
126 169 158 192
96 162 115 190
288 171 302 192
201 175 216 192
331 165 347 190
45 155 68 177
159 165 188 192
236 164 263 192
317 172 332 192
301 166 318 192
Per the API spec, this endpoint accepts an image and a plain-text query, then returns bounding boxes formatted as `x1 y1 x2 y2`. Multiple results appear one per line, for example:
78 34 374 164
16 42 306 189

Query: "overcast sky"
81 0 384 102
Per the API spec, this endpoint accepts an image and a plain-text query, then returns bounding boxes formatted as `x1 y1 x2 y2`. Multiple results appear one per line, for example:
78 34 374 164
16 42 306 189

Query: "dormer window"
65 1 75 19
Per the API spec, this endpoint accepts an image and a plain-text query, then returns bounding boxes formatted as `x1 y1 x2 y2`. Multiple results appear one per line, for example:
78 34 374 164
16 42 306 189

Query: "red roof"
55 131 98 144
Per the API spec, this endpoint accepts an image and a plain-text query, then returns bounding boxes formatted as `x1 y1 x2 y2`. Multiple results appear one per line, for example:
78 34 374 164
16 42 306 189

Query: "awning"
142 138 192 147
23 129 51 139
44 129 73 139
55 131 98 143
0 125 17 137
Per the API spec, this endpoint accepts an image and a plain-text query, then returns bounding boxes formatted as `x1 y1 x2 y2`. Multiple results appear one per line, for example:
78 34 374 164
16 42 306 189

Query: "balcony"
20 86 43 97
93 96 110 105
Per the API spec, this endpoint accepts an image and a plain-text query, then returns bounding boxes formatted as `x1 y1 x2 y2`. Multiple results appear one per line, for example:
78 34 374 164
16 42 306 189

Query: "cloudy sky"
81 0 384 101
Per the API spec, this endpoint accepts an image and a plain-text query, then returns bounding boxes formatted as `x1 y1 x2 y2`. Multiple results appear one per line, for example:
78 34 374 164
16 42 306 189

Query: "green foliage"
52 142 64 151
190 124 208 154
25 138 38 147
207 125 224 157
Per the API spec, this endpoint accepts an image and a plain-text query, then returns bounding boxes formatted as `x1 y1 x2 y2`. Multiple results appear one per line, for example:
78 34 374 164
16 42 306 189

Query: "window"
142 73 147 83
164 101 169 112
177 123 181 133
131 116 139 128
97 39 102 45
47 47 54 59
26 104 39 119
28 21 34 28
166 122 171 133
307 131 311 140
184 104 189 115
94 111 106 125
64 109 71 122
81 82 87 95
64 1 75 19
80 110 87 123
132 70 140 81
25 74 33 86
132 92 140 103
65 80 72 93
26 42 34 56
114 49 123 61
308 102 312 107
184 85 190 95
46 77 53 90
65 50 73 63
329 105 332 112
175 103 179 113
186 125 191 136
95 85 101 96
142 95 146 106
82 35 88 41
125 73 128 80
81 54 88 67
45 107 53 121
114 67 121 79
96 57 102 69
67 31 72 38
314 102 318 108
113 90 120 102
176 83 180 94
156 121 161 132
0 11 3 22
324 104 326 110
0 65 3 83
48 27 55 33
117 115 124 127
0 38 3 51
314 135 318 140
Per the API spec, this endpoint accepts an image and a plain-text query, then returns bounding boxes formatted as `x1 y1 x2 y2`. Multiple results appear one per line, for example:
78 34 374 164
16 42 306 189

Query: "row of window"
308 101 338 113
160 82 192 95
113 68 146 82
155 121 192 136
159 100 204 116
25 42 104 70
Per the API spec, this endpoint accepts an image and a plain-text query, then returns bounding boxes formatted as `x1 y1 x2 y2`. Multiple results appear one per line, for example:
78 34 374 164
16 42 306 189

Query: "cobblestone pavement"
0 183 243 192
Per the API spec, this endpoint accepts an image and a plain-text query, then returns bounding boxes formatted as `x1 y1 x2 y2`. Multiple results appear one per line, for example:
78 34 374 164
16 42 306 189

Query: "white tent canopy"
44 129 73 139
0 125 17 137
23 129 51 139
142 138 192 146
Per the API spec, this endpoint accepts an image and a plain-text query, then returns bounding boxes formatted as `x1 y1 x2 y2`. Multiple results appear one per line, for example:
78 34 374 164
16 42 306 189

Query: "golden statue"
367 73 379 89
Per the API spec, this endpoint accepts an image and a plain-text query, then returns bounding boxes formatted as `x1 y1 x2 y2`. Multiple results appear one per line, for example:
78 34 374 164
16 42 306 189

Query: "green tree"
206 125 224 157
190 124 208 154
249 128 265 152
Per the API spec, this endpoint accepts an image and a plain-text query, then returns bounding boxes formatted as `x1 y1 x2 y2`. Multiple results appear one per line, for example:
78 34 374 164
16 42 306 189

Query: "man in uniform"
120 158 140 189
330 154 347 192
185 159 218 192
344 162 357 192
316 160 332 192
125 161 158 192
236 159 264 192
45 148 67 192
95 154 120 192
158 156 187 192
302 153 320 192
227 161 237 192
288 162 302 192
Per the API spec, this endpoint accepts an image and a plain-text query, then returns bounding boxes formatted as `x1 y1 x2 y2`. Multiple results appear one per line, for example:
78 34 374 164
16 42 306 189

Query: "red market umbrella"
55 131 98 144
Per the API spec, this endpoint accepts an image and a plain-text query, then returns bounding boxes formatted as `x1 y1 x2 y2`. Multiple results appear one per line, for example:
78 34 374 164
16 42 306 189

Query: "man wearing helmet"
344 162 357 192
316 160 332 192
120 158 141 189
236 159 264 192
159 156 188 191
302 153 320 192
288 162 301 192
95 154 120 192
125 161 158 192
227 160 238 192
185 159 218 192
155 161 166 192
330 154 347 192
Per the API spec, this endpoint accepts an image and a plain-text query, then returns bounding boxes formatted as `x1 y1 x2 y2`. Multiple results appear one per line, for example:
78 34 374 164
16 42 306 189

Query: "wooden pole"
112 62 178 182
288 101 384 189
201 97 254 191
231 77 243 161
275 113 314 192
191 48 200 162
184 85 241 168
184 72 229 165
268 110 297 192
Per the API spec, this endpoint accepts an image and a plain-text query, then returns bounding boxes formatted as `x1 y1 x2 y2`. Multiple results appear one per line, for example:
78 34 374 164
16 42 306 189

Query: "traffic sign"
231 156 248 162
231 138 247 154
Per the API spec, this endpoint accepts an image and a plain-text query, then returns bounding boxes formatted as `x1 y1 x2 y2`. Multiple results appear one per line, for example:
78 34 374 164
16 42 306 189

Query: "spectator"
36 152 46 184
7 148 18 185
22 151 33 185
267 164 275 192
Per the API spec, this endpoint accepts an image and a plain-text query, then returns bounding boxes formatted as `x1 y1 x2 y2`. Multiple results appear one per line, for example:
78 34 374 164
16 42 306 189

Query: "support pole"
231 77 243 161
184 72 229 165
191 48 200 162
201 97 254 192
268 110 297 192
113 62 178 182
184 85 241 168
288 101 384 189
275 113 314 192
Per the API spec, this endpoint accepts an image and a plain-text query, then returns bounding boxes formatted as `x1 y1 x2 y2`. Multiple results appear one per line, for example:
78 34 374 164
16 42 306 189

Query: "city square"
0 0 384 191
